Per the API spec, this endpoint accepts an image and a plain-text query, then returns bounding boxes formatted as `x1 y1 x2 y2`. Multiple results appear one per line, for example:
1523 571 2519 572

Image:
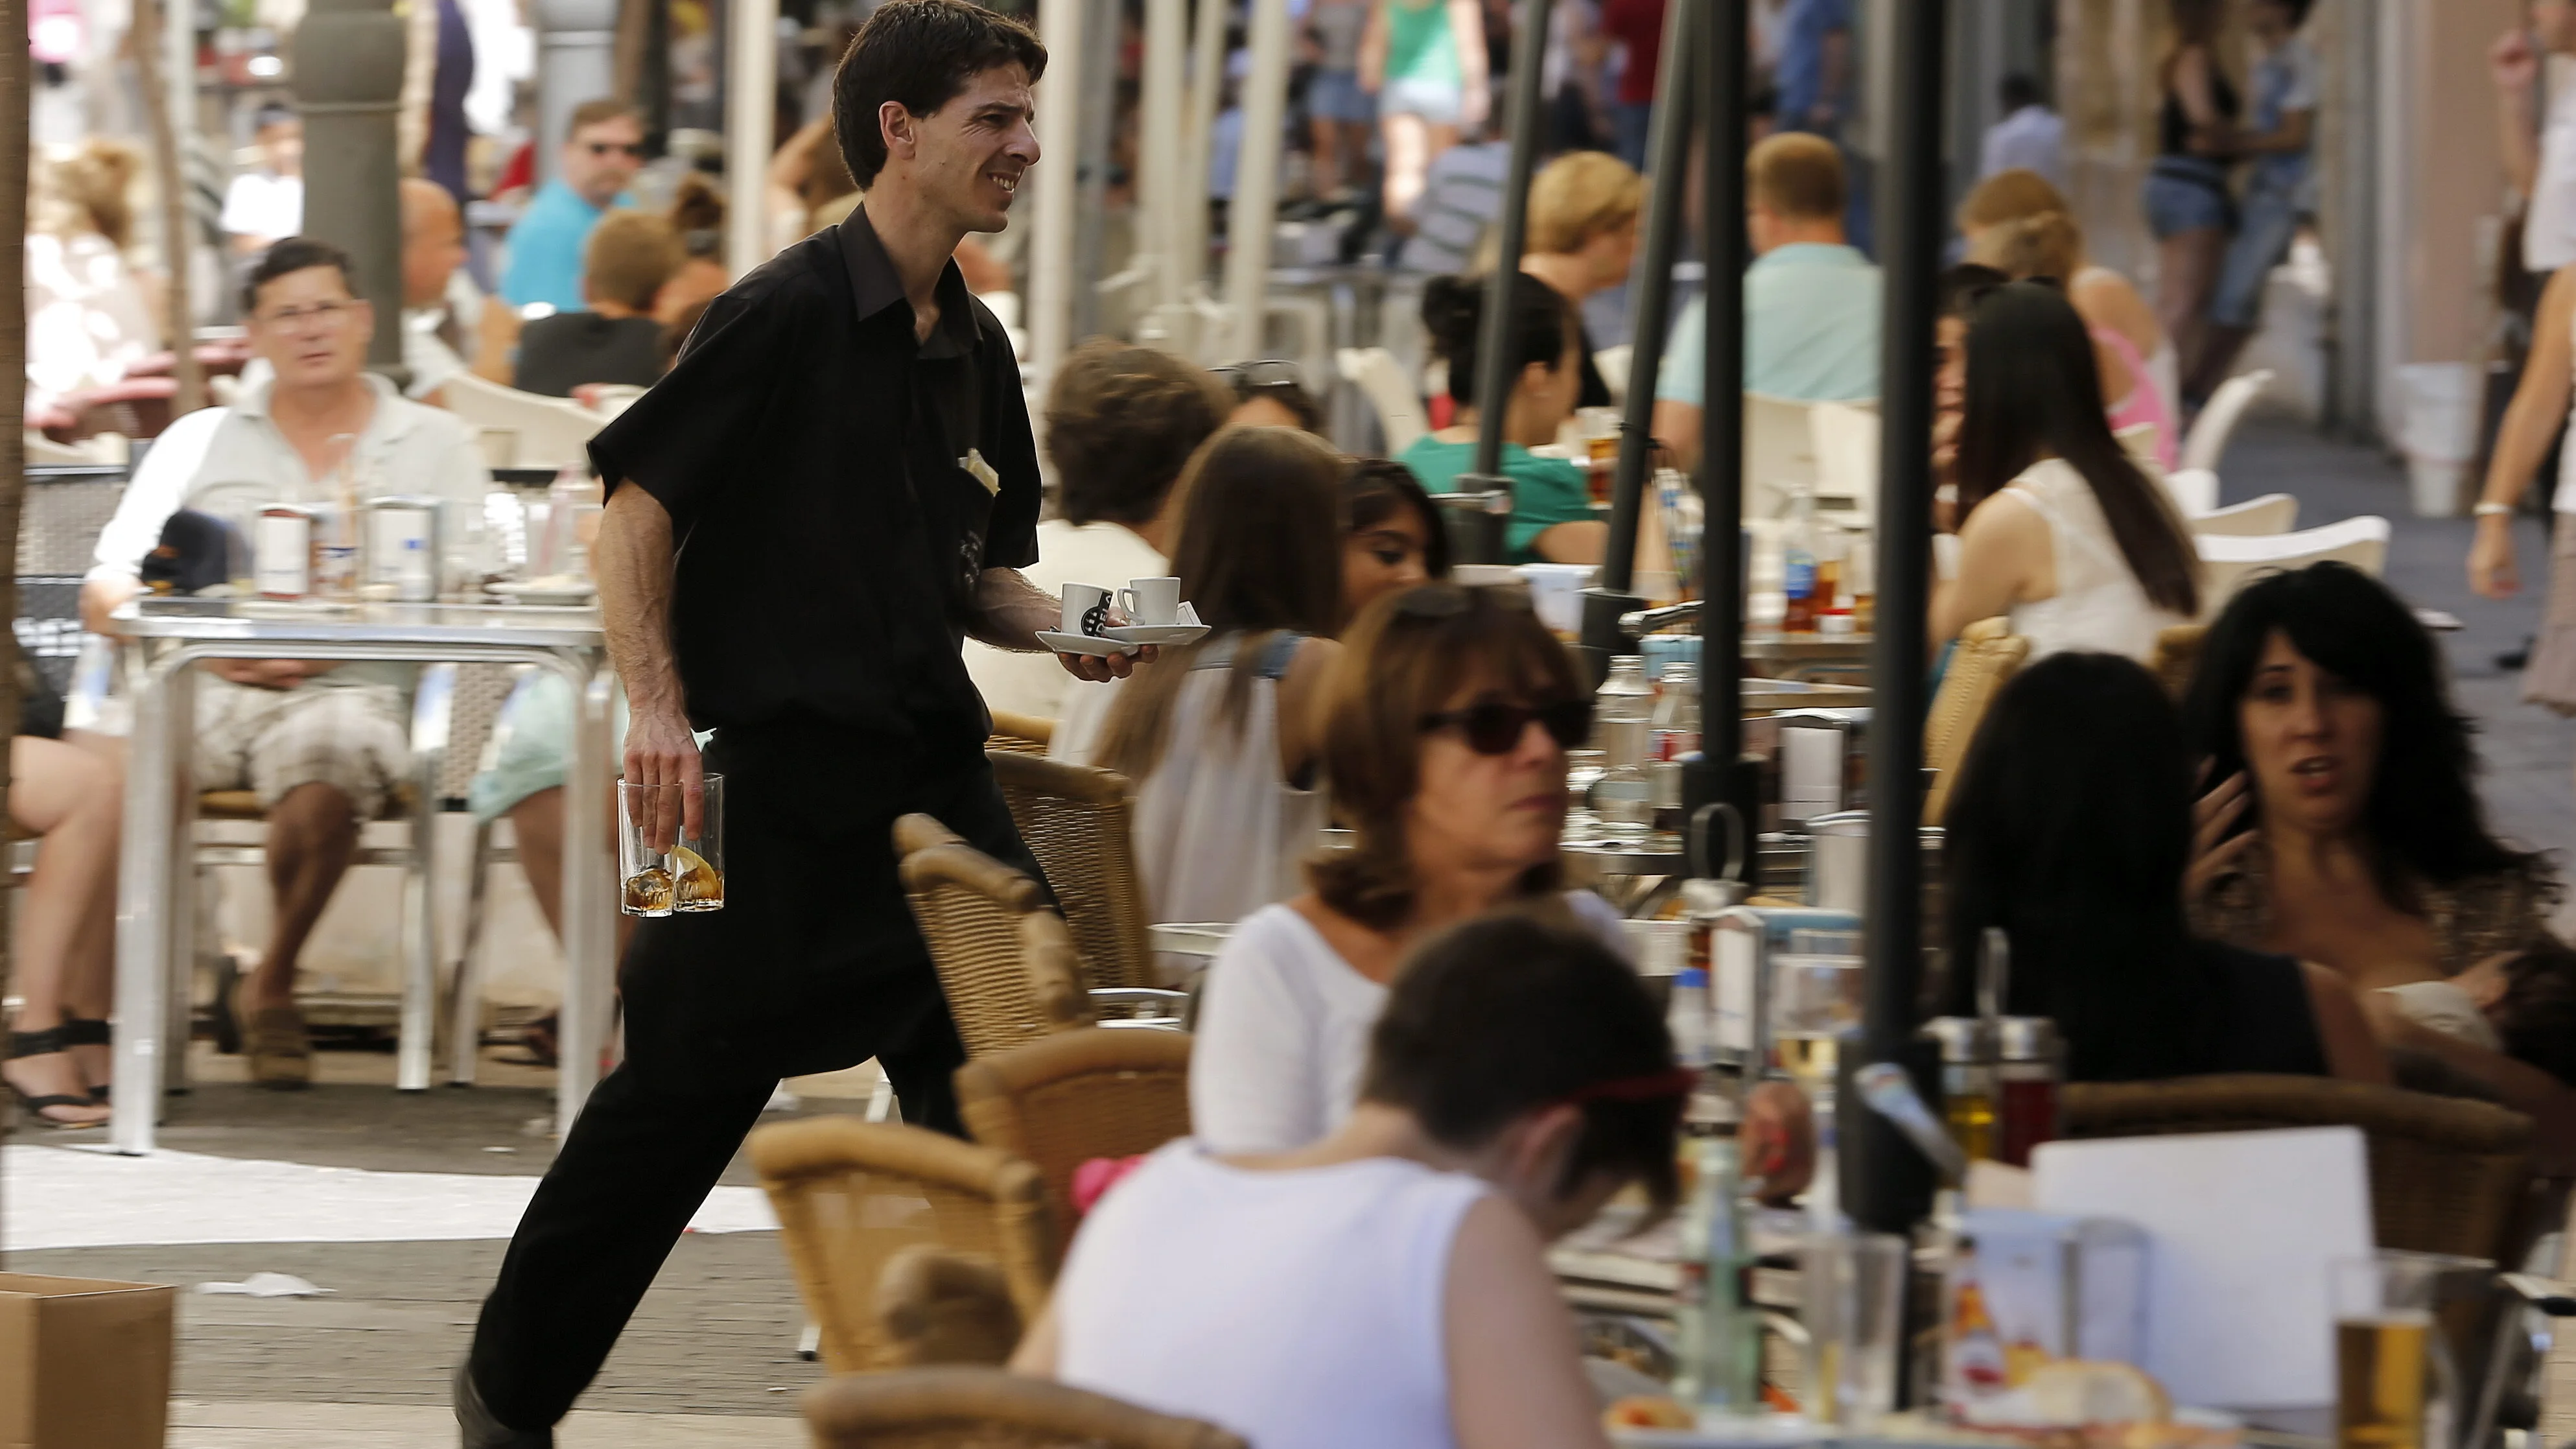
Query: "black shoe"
455 1364 553 1448
2500 634 2536 672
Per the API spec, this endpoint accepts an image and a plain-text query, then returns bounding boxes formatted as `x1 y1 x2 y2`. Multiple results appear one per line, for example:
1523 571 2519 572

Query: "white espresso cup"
1061 582 1116 637
1121 576 1183 626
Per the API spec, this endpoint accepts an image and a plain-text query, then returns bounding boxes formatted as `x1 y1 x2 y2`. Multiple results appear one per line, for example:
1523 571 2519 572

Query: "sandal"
235 997 312 1090
6 1027 109 1127
60 1015 110 1103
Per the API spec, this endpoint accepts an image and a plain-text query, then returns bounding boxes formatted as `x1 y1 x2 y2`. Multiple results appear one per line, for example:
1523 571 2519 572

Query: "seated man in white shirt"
961 340 1233 720
80 237 493 1089
236 182 473 406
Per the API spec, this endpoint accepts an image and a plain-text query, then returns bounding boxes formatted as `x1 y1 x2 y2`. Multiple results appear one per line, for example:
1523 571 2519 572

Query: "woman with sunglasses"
1054 427 1346 929
1189 582 1622 1154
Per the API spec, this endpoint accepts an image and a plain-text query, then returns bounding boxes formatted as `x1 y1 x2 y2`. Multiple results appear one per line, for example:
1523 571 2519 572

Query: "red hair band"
1557 1067 1699 1107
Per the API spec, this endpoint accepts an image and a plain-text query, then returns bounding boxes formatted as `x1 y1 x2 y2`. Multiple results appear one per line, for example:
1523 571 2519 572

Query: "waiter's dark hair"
243 236 357 314
834 0 1047 189
1361 913 1683 1212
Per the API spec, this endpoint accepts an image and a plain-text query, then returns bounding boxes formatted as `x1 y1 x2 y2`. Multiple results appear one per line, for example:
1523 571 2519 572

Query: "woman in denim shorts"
2142 0 2240 387
1306 0 1377 199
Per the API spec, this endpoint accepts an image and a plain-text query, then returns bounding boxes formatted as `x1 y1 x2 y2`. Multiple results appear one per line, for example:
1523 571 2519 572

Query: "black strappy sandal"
60 1015 110 1103
6 1027 107 1127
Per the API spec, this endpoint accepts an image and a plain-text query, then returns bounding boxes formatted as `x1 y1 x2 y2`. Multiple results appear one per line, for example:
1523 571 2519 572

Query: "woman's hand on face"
2186 765 2255 902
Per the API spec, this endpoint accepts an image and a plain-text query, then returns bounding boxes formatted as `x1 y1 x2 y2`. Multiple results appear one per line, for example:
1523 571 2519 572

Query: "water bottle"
1781 486 1820 635
1650 661 1703 762
1593 655 1654 771
1674 1138 1762 1417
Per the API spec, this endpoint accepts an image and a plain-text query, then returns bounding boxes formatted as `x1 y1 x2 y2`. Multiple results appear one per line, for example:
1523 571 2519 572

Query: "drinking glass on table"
1576 406 1622 504
2334 1253 2459 1449
1770 952 1864 1094
1801 1229 1907 1427
619 775 727 916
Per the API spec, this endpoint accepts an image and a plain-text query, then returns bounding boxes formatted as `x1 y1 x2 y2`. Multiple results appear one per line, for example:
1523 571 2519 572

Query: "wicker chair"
2063 1074 2536 1261
956 1027 1195 1259
2147 624 2207 701
896 814 1095 1059
803 1367 1248 1449
1922 618 2031 825
751 1118 1058 1374
989 710 1055 755
987 751 1158 998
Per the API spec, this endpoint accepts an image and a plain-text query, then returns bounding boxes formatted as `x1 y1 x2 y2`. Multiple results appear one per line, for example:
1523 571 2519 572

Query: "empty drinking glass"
618 774 725 917
1801 1229 1908 1427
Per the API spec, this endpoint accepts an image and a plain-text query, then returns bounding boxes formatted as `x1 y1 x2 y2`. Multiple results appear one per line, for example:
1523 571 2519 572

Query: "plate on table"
1036 630 1140 659
490 580 596 606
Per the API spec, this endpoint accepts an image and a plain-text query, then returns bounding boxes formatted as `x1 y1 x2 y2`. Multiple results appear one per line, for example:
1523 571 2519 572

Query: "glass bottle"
1781 487 1820 635
1650 661 1703 762
1593 655 1654 770
1674 1137 1762 1417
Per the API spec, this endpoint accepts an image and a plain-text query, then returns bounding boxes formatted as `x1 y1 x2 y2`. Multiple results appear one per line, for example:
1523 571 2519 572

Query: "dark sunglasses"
1420 698 1592 755
585 141 644 157
1212 359 1306 394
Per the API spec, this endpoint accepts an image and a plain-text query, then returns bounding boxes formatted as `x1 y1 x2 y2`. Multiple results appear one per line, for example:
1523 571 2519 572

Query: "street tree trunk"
132 0 204 416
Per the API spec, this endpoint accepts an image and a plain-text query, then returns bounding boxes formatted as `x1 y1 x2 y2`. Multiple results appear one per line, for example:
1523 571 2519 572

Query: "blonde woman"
27 140 160 415
1518 149 1643 410
1965 210 2177 469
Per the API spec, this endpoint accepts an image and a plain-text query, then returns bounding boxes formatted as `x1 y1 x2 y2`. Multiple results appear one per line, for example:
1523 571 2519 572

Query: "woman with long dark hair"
1342 459 1451 620
1401 272 1605 565
1932 281 2201 661
1946 653 2385 1083
2187 563 2560 984
1052 427 1348 928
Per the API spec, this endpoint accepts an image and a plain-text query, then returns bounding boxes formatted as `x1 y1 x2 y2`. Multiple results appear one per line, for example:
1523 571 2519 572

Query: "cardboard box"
0 1273 175 1449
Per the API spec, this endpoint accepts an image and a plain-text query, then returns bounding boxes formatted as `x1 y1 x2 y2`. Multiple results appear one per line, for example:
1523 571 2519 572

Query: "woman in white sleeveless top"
1935 281 2203 663
1013 914 1687 1449
1188 582 1628 1153
1053 427 1344 929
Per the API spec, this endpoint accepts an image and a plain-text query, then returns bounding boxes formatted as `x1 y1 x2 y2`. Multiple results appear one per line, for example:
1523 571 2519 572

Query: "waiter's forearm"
596 484 686 712
968 567 1057 652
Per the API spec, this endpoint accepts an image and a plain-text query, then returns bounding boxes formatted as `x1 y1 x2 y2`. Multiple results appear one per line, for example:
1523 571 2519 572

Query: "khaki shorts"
2527 512 2576 717
193 674 411 820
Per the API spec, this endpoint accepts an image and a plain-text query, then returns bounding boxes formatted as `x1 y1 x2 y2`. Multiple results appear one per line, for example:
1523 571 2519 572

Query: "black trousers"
465 722 1040 1430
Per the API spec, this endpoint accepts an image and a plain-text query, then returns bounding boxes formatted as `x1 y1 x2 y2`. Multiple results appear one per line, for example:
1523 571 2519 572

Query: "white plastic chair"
2195 516 2392 618
442 370 608 470
2160 466 2221 517
2188 493 2299 537
1808 399 1879 527
1337 346 1427 454
2180 369 2275 473
2116 421 2164 471
1593 344 1632 407
1745 392 1820 518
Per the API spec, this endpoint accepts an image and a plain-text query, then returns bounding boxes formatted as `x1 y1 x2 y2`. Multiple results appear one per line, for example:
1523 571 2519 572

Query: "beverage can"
256 506 316 600
365 498 442 602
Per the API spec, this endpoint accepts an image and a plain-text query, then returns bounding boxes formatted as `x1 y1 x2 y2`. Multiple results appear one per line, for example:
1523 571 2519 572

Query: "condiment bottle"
1995 1016 2065 1168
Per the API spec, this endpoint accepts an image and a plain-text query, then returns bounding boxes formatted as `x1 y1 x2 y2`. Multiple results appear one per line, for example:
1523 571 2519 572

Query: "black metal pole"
1845 0 1947 1240
1683 0 1755 852
1455 0 1558 556
1576 0 1696 681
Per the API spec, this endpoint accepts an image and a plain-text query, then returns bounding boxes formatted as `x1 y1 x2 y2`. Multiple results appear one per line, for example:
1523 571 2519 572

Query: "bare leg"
5 737 119 1124
509 785 635 960
1310 115 1343 198
2156 226 2229 392
1381 111 1431 231
248 781 362 1013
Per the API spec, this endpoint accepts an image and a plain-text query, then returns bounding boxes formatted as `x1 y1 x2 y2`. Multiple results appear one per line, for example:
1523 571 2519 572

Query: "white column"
535 0 618 182
725 0 777 276
1139 0 1187 310
1028 0 1084 383
1221 0 1292 362
1178 0 1227 316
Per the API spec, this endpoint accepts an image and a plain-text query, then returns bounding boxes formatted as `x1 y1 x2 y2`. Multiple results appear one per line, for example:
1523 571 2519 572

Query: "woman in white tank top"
1053 428 1346 930
1013 915 1689 1449
1934 281 2203 663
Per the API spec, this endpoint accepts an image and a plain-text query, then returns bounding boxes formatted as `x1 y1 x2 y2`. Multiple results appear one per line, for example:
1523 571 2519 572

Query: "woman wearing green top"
1361 0 1488 228
1399 272 1607 566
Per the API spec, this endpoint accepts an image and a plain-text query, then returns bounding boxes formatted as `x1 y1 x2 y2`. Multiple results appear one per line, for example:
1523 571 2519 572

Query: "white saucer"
1036 630 1140 658
1102 622 1210 646
491 580 596 606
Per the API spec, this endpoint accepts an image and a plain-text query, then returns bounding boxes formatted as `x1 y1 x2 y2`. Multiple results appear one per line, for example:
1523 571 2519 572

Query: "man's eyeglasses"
257 300 355 331
585 141 644 158
1420 699 1593 755
1212 359 1306 395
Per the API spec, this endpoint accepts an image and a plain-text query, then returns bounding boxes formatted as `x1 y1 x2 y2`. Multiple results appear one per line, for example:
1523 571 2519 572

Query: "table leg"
395 751 440 1091
552 655 615 1135
111 655 180 1153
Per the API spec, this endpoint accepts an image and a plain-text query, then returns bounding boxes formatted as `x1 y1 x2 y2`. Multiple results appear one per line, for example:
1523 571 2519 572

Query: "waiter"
455 5 1125 1443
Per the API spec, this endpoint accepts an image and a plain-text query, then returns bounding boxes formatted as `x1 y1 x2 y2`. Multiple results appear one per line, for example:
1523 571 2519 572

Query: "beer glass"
2334 1253 2459 1449
1770 954 1864 1092
1801 1229 1907 1427
618 774 726 916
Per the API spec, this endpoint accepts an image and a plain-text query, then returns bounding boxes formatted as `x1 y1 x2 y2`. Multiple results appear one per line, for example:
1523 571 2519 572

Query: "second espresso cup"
1121 576 1182 626
1062 582 1116 637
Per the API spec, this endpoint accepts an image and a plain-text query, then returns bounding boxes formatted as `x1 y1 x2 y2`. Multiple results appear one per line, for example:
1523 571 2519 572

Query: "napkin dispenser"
1772 707 1870 829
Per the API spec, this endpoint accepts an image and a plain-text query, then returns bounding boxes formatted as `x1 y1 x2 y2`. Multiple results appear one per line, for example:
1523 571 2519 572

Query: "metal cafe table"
108 596 618 1154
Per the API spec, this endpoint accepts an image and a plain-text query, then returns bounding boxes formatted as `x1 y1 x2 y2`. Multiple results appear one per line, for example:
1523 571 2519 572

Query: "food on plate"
2021 1361 2172 1427
1604 1395 1693 1430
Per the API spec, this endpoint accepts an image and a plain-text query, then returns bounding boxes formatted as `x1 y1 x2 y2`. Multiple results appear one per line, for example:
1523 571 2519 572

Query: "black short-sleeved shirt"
587 207 1042 764
514 311 667 397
